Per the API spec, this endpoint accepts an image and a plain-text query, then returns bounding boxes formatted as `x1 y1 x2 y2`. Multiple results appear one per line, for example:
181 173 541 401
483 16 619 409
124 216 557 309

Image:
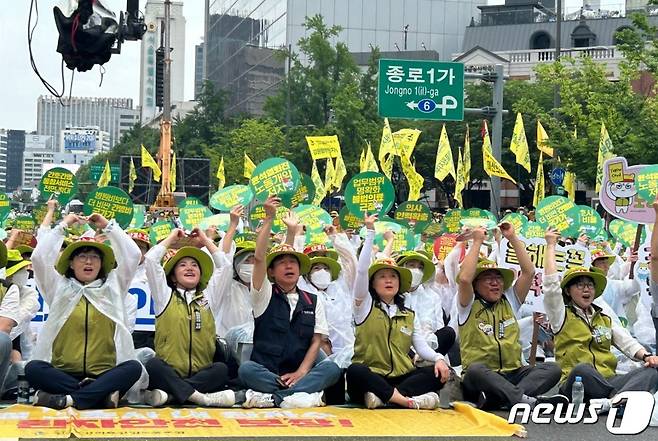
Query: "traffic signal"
155 47 164 108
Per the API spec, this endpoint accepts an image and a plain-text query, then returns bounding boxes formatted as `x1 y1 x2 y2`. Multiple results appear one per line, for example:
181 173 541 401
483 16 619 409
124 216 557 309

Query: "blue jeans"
238 354 341 406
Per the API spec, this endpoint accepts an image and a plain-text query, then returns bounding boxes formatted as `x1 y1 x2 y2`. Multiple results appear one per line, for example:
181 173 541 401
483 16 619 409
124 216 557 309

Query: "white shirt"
250 273 329 336
457 286 523 326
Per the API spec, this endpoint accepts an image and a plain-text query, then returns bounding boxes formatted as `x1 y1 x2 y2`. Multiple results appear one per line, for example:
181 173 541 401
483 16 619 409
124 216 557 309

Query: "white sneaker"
590 398 612 414
280 392 326 408
364 392 385 409
205 389 236 407
144 389 169 407
242 389 275 408
408 392 440 409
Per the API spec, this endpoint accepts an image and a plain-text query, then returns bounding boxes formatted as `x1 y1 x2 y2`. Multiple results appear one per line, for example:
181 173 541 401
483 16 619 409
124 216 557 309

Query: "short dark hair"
564 275 594 292
65 246 106 281
269 254 300 269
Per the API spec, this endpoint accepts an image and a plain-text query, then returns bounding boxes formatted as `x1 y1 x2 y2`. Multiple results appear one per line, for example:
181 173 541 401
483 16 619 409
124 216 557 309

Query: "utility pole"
554 0 562 110
152 0 175 211
490 64 504 216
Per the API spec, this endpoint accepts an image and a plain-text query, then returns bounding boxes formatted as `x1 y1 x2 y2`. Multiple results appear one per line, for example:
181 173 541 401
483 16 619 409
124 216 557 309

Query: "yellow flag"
596 122 615 193
97 159 112 187
170 152 177 192
400 153 424 201
365 142 379 172
464 126 471 184
381 155 394 179
482 121 516 184
564 170 576 202
216 156 225 189
311 160 325 205
333 153 347 191
454 148 465 208
434 124 456 181
533 152 545 207
128 157 137 193
306 135 341 160
324 158 336 193
511 113 531 172
244 153 256 179
378 118 396 164
359 149 366 172
141 144 161 182
393 129 422 158
536 121 554 157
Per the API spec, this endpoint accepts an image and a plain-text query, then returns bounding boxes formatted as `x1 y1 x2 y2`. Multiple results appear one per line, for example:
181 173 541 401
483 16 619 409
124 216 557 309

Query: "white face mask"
10 268 28 287
310 269 332 290
238 263 253 284
409 268 424 288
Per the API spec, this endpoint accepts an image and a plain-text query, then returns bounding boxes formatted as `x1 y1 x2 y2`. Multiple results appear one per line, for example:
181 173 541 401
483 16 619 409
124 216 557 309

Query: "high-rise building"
6 130 25 192
23 135 55 189
205 0 485 115
195 42 205 99
139 0 187 122
59 126 111 154
36 96 139 151
0 131 8 192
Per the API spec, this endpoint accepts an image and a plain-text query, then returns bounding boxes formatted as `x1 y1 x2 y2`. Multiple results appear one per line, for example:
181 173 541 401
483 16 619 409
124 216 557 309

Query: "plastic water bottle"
572 376 585 406
17 375 30 405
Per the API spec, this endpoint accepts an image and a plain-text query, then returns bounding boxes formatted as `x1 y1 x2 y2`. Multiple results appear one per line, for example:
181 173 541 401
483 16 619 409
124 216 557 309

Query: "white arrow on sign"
406 101 418 110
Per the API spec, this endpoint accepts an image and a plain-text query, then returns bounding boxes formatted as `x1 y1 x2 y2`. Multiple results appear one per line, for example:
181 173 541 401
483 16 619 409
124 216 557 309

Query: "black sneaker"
536 393 569 407
33 390 68 410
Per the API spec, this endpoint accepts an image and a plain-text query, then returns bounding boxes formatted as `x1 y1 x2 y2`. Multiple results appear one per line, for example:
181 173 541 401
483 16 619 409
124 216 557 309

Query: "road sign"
550 167 565 186
378 59 464 121
90 164 120 183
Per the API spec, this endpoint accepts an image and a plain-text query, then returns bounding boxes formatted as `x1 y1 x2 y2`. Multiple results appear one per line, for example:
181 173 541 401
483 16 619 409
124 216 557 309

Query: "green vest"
352 302 415 378
460 296 522 374
52 297 117 376
154 290 216 378
554 304 617 382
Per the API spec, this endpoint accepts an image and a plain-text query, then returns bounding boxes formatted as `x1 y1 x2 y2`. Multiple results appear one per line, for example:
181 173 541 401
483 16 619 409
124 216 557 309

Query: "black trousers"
25 360 142 410
346 363 443 404
145 357 229 404
462 362 561 410
559 363 658 400
435 326 456 355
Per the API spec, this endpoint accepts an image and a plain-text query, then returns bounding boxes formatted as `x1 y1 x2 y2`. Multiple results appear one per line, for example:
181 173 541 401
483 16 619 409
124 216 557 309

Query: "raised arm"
651 196 658 284
542 227 566 332
381 229 395 258
456 227 487 308
221 205 243 254
500 221 535 304
144 228 184 315
253 196 279 292
327 224 358 290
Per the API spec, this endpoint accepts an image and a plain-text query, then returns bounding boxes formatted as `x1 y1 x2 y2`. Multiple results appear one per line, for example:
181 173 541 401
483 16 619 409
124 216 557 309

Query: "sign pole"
490 64 504 218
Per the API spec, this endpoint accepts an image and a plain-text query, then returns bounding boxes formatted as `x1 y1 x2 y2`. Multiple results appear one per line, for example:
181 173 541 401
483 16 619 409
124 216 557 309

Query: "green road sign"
378 59 464 121
90 164 120 183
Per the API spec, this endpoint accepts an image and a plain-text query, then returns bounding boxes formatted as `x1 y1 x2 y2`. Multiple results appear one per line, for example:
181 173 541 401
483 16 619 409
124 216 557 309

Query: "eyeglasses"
74 253 101 262
574 281 595 290
479 274 504 284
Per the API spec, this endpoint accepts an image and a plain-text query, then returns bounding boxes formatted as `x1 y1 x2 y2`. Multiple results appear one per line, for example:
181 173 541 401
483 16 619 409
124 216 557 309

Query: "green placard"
249 157 301 204
0 229 7 241
0 194 10 223
179 205 213 230
178 197 205 209
199 213 231 231
344 172 395 218
209 185 255 212
39 167 78 205
339 206 363 231
501 213 528 233
32 204 61 226
378 59 465 121
83 186 134 229
293 204 333 235
535 196 579 236
249 204 288 234
460 217 497 230
464 208 497 222
635 165 658 203
234 232 257 248
129 205 146 229
423 221 445 237
359 220 402 239
375 225 417 251
574 205 604 239
394 201 432 233
13 215 36 232
286 173 316 207
149 220 174 244
442 209 464 234
609 219 646 247
521 221 545 239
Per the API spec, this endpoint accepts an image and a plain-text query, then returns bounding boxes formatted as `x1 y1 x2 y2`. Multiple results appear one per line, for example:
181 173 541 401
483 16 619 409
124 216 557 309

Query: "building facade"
0 131 8 192
195 42 205 99
139 0 186 122
36 96 139 151
6 130 25 192
59 126 111 154
23 134 55 189
205 0 484 115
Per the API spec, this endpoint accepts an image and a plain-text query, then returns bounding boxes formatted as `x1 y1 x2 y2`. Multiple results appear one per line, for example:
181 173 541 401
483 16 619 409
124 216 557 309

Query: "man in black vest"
238 195 341 408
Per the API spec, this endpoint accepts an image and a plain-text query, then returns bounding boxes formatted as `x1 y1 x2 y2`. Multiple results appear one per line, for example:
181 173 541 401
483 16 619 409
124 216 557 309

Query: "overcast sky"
0 0 204 132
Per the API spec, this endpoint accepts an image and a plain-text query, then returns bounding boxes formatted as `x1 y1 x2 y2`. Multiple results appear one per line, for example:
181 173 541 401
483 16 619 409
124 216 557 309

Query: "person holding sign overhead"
542 227 658 410
238 195 341 409
346 213 450 410
141 227 236 408
26 213 144 410
457 222 565 410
